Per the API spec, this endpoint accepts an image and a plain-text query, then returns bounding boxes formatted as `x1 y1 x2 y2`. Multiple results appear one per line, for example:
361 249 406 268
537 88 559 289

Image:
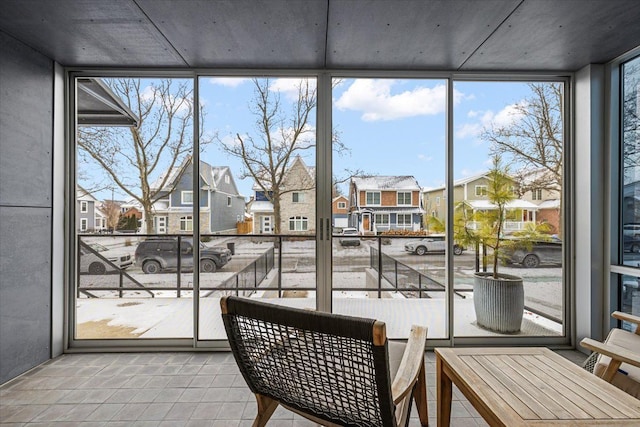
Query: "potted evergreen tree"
458 156 525 333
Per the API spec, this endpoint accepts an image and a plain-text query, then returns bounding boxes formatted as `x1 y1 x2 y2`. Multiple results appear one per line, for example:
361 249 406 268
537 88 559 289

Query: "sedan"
80 241 133 274
404 235 464 256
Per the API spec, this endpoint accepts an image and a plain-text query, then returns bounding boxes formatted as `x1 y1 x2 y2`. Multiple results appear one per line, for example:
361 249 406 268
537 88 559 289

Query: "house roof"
151 156 239 195
352 175 420 191
252 155 314 191
537 199 561 209
423 172 493 193
248 201 274 213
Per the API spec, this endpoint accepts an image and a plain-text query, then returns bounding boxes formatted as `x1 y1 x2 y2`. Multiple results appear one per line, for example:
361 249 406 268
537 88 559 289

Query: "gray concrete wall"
0 31 53 384
575 64 606 348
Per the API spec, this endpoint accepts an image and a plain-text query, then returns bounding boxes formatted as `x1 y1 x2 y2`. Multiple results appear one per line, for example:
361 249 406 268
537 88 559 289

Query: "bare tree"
482 83 563 195
78 78 211 233
622 58 640 181
100 200 121 231
219 78 348 234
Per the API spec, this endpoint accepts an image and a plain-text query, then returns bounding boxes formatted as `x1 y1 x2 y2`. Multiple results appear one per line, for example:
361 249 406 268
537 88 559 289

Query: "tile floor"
0 350 586 426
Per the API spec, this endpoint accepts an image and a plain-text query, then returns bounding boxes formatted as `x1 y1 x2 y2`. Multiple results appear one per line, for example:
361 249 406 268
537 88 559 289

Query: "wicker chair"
220 296 429 427
581 311 640 398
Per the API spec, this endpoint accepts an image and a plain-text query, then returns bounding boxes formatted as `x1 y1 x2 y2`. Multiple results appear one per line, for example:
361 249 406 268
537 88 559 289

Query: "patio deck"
0 349 586 426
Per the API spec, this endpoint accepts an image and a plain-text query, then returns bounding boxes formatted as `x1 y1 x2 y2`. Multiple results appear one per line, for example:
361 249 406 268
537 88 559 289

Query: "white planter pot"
473 272 524 333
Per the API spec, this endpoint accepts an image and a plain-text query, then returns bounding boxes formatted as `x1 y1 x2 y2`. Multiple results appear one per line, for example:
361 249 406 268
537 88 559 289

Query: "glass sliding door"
452 81 565 338
197 76 317 340
618 55 640 317
74 76 195 339
331 77 448 339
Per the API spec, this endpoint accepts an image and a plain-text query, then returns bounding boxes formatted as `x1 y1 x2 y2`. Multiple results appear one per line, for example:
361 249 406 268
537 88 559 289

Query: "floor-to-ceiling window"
70 72 570 346
196 75 318 340
615 55 640 327
73 76 196 340
453 81 566 339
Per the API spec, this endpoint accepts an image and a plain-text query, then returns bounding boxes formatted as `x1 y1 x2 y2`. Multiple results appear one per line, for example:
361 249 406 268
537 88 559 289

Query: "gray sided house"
76 185 106 233
348 176 424 234
151 157 245 234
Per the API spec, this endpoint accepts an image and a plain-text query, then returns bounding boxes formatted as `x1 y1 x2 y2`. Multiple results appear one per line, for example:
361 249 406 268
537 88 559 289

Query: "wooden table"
435 347 640 426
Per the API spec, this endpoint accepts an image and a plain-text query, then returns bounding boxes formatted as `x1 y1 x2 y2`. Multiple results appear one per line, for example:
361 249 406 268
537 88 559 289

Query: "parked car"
503 236 562 268
339 227 360 246
404 235 464 256
134 237 231 274
624 235 640 253
79 241 133 275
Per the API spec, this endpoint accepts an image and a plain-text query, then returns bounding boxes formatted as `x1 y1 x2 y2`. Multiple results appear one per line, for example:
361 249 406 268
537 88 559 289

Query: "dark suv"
503 236 562 268
135 237 231 274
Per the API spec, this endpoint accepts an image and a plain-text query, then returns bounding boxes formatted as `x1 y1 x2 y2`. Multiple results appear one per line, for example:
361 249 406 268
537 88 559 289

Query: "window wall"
615 55 640 319
70 72 570 347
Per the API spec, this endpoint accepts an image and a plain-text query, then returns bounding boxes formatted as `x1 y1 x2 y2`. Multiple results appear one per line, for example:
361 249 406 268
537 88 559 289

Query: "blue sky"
200 77 536 198
83 77 541 202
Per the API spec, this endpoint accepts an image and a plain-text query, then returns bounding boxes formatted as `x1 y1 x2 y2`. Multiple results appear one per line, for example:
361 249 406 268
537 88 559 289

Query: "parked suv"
135 237 231 274
503 236 562 268
404 234 464 256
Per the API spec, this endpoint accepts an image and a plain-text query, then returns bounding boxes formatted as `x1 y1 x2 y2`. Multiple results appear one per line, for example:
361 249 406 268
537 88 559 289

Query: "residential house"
76 185 106 233
332 195 349 229
423 172 539 234
348 176 424 234
248 156 315 234
151 156 246 234
519 168 562 234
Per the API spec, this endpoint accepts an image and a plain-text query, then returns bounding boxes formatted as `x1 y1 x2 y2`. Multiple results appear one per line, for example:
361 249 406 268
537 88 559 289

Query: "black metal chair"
221 296 428 427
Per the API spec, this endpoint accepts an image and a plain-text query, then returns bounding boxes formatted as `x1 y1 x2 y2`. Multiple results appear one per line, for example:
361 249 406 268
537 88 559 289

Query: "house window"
292 192 305 203
225 174 230 184
227 196 232 207
475 185 488 196
289 216 308 231
397 191 412 205
532 189 543 200
366 191 381 205
80 218 88 231
80 201 88 213
436 197 440 206
338 201 346 209
374 213 389 225
180 215 193 232
181 191 193 204
397 214 412 226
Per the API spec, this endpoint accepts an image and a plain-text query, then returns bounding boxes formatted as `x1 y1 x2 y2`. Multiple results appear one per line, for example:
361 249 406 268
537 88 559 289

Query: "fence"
208 247 275 297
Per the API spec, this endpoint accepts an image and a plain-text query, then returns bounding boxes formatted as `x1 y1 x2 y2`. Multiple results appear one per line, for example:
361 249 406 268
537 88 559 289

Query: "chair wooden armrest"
581 337 640 382
391 324 428 404
581 337 640 368
612 311 640 335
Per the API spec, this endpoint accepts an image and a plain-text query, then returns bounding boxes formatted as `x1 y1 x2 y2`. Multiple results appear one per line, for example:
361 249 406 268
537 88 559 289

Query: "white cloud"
455 101 527 139
269 78 316 100
417 154 433 161
334 79 463 121
209 77 249 87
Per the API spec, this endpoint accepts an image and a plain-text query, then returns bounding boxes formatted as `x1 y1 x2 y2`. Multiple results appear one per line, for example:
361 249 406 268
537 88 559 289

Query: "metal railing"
369 246 467 298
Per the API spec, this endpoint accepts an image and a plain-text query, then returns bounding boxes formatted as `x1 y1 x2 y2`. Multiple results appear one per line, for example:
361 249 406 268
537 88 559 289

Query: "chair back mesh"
222 296 397 427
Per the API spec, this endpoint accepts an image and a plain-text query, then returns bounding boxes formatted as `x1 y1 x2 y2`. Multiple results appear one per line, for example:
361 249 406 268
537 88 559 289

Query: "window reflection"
622 56 640 267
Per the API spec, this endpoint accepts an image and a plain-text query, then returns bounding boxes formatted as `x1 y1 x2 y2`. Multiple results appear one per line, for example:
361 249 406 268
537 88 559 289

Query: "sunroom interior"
2 0 640 424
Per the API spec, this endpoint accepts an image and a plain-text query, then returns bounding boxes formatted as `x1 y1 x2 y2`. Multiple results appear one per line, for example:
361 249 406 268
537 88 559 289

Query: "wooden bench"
221 296 429 426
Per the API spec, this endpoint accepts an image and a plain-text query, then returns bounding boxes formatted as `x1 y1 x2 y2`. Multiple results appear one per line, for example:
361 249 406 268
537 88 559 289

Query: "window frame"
397 191 412 206
475 185 488 197
179 215 193 232
288 215 308 231
366 191 381 205
181 190 193 205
